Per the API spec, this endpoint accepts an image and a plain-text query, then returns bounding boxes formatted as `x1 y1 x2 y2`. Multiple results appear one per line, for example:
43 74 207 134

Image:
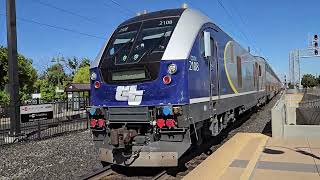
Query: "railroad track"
80 165 114 180
80 165 171 180
151 170 170 180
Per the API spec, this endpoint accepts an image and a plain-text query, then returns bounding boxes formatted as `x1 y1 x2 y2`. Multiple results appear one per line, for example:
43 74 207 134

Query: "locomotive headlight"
167 64 177 74
90 72 97 81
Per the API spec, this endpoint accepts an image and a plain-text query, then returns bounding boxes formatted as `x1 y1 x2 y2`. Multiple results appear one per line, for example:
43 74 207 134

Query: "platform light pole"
51 53 65 90
6 0 20 134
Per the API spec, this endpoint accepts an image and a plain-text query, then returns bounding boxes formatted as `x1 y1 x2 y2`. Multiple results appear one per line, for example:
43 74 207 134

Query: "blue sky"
1 0 320 79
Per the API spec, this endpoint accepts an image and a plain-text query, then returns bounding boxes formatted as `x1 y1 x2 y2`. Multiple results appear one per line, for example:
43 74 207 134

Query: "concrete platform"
183 133 320 180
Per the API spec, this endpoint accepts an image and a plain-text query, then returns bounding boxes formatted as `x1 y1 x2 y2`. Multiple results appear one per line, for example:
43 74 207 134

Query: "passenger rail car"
89 8 281 167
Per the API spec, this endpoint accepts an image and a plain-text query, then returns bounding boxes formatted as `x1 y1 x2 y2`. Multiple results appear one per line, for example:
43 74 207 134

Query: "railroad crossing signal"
289 33 320 88
314 34 318 55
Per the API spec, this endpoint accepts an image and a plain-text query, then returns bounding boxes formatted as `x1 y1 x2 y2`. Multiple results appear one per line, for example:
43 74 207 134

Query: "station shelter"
65 83 90 111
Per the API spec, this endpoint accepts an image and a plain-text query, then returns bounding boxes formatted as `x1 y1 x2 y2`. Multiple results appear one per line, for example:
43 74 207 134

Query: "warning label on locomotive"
20 104 54 123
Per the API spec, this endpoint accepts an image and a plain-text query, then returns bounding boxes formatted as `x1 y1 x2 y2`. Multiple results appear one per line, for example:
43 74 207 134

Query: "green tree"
38 62 69 101
46 63 66 87
34 79 57 101
35 56 90 101
0 91 9 105
65 57 90 76
79 58 90 68
73 65 90 83
0 46 37 102
301 74 317 88
66 57 78 76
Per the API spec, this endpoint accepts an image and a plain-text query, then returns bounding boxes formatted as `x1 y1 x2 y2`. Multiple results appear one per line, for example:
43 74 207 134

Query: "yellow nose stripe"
224 41 238 94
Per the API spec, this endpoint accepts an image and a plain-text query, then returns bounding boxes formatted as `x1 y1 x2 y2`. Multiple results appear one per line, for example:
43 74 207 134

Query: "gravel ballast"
0 130 102 180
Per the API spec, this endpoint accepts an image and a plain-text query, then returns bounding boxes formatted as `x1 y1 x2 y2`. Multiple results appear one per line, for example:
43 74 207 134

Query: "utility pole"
6 0 20 134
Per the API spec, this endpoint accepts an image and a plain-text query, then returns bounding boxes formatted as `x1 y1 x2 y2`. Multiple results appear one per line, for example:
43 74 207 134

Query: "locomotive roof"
119 8 186 27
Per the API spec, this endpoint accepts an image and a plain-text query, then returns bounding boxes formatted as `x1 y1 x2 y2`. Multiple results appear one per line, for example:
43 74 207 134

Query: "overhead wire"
28 0 116 27
108 0 136 15
179 0 267 60
216 0 252 46
100 0 131 19
177 0 244 46
0 13 106 40
226 1 263 56
217 0 268 59
219 1 276 73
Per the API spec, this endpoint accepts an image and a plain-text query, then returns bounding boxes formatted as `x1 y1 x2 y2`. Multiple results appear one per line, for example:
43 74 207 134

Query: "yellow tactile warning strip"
239 136 268 180
183 133 269 180
183 134 320 180
230 160 318 173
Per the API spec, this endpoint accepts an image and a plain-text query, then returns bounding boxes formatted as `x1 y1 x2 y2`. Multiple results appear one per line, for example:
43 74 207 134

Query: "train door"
203 30 220 136
207 32 219 113
203 30 219 112
210 38 219 97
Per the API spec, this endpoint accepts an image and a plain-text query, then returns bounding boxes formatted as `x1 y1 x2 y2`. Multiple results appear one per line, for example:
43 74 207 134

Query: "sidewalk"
183 133 320 180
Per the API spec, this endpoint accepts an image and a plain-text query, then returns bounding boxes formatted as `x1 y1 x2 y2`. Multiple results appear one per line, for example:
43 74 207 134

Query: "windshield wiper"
137 32 167 61
109 38 134 60
147 32 167 55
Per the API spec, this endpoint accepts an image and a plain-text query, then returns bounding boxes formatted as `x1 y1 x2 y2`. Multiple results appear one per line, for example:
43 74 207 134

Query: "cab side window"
199 34 205 56
210 38 214 57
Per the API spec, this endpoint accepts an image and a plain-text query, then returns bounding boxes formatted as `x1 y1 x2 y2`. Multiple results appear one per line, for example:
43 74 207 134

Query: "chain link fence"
296 88 320 125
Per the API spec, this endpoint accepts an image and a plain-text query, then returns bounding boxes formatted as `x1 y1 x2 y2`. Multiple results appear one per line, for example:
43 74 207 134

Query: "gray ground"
0 131 102 180
0 94 280 180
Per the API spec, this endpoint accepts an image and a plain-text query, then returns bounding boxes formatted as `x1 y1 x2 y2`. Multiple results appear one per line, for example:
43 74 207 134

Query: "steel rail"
80 165 113 180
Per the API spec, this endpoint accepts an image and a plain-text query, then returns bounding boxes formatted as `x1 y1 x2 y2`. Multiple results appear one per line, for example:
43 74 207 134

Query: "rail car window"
230 43 234 63
237 56 242 88
253 64 256 87
254 62 258 87
259 65 262 76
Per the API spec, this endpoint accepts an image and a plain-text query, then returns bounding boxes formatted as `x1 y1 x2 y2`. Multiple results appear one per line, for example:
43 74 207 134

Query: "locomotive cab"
88 7 280 167
89 8 194 167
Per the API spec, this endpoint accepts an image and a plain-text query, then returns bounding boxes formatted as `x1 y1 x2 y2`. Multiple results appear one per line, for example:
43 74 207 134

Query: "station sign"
20 104 54 123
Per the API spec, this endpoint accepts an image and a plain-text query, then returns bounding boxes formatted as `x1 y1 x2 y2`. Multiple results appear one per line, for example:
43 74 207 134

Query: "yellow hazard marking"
183 133 268 180
224 41 238 94
240 136 268 180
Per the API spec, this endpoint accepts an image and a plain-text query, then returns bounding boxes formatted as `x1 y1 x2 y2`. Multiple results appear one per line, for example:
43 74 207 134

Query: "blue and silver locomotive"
89 8 281 167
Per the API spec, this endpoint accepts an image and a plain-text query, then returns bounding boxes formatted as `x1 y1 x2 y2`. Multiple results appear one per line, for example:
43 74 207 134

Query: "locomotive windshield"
99 17 179 84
